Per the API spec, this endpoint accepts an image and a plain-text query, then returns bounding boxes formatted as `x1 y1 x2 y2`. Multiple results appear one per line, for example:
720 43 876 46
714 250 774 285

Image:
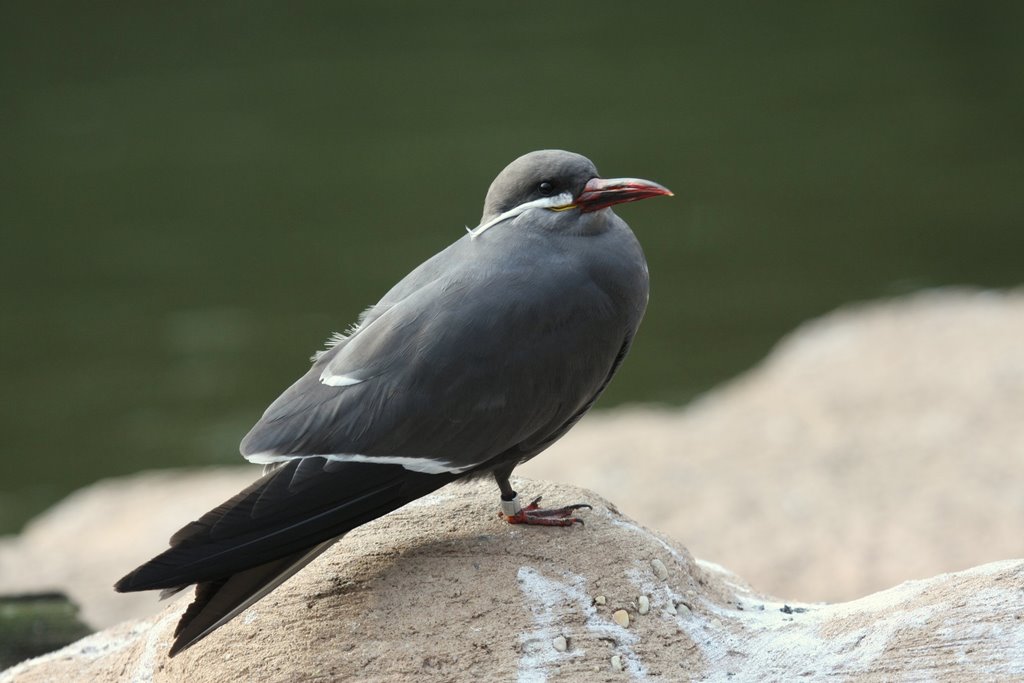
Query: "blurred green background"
2 2 1022 535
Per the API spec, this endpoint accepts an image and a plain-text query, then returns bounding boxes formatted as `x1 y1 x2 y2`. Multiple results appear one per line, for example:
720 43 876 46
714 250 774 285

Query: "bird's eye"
538 181 554 196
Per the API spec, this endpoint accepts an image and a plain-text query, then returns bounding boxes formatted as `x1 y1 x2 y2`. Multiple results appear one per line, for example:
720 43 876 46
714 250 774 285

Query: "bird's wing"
240 260 633 474
116 458 454 591
117 258 631 585
116 238 641 656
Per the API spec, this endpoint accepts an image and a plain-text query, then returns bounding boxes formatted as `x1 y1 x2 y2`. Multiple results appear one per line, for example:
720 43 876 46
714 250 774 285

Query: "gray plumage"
115 149 670 656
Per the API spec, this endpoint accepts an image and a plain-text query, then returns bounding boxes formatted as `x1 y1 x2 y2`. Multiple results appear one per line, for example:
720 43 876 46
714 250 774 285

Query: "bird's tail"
168 536 338 656
115 458 456 656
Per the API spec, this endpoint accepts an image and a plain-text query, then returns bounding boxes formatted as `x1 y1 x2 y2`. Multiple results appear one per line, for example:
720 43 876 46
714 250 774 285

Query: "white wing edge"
244 452 477 475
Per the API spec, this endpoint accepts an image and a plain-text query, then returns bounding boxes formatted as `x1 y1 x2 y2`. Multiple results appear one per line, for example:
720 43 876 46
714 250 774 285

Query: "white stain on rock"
516 566 647 682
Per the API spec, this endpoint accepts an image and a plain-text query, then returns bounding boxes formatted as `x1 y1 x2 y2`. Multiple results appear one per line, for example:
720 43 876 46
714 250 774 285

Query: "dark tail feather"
169 536 338 657
115 459 457 656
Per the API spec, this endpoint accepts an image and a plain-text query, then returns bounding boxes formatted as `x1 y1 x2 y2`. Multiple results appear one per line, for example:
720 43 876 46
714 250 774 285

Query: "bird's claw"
501 495 591 526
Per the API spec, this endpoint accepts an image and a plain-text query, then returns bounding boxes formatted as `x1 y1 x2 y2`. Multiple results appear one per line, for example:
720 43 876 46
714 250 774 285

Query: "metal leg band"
500 494 523 516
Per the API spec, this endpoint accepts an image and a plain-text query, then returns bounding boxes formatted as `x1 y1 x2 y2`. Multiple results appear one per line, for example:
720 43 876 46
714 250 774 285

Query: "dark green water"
2 3 1022 534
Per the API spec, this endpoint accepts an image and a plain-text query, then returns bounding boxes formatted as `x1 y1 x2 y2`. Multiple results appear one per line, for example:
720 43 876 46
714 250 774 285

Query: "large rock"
524 287 1024 601
3 478 1022 682
1 288 1022 634
0 469 255 628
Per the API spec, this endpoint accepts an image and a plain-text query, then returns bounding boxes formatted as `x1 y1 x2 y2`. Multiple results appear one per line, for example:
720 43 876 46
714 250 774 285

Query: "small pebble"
611 654 624 671
651 558 669 581
552 635 567 652
594 595 607 606
638 595 650 615
612 609 630 628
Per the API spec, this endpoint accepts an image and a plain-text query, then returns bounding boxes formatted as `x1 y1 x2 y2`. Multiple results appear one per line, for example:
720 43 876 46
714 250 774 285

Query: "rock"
3 478 1022 682
2 286 1022 637
524 288 1024 601
551 635 567 652
651 558 669 581
637 595 650 615
611 609 630 628
0 468 255 629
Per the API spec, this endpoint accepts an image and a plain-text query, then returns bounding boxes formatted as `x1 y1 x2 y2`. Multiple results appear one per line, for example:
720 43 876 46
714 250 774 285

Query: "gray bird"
115 149 671 656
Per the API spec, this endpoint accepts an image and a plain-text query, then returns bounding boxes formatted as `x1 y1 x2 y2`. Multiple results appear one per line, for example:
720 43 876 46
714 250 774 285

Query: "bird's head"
471 150 672 239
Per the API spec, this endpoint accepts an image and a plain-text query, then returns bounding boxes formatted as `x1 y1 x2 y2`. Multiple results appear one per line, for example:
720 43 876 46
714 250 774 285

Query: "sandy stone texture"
3 478 1022 682
1 287 1022 633
0 469 255 628
524 287 1024 601
3 288 1024 679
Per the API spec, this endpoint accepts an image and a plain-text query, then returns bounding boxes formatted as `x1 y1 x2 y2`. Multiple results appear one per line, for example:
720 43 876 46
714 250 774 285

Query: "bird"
114 149 672 656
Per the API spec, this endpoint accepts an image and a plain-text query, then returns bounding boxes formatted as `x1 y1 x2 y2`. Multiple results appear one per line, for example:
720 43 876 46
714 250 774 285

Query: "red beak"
575 177 673 214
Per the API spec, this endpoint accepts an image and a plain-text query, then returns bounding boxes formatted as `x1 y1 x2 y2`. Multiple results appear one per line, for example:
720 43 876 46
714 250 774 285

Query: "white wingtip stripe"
243 452 476 475
319 371 365 387
245 452 289 465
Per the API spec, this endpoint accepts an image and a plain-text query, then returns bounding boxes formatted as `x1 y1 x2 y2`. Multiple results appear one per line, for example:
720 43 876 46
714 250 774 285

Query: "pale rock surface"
524 287 1024 601
2 288 1023 632
4 479 1022 683
0 469 255 627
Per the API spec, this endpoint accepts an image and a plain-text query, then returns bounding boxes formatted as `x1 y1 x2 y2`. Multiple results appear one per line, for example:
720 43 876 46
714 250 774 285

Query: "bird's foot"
499 495 591 526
